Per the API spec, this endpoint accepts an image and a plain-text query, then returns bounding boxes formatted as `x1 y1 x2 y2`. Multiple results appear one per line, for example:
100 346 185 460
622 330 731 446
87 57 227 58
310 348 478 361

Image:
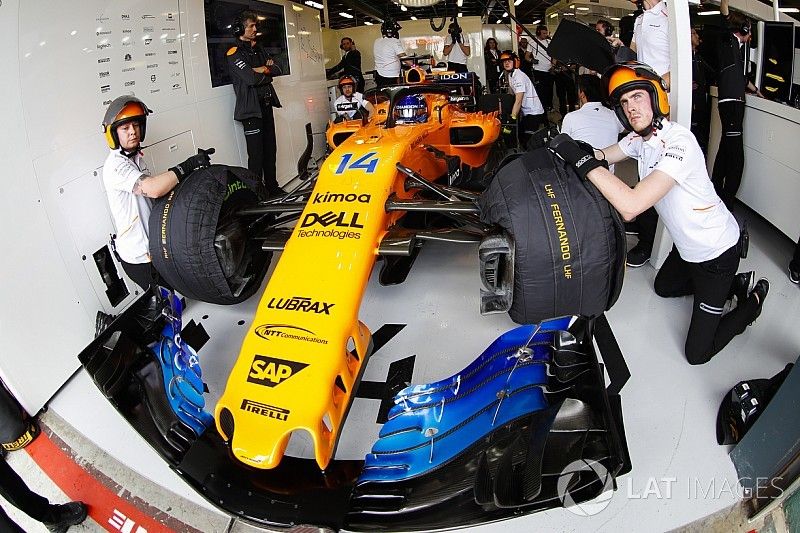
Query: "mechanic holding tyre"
101 95 213 291
548 62 769 365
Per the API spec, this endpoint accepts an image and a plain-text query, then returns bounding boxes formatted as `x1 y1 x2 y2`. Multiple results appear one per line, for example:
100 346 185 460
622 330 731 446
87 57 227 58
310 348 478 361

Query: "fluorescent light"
569 4 575 8
779 7 799 12
698 10 720 15
339 11 353 18
609 16 620 20
292 4 304 10
502 11 508 17
549 12 558 18
457 12 463 17
457 0 463 6
577 6 589 10
400 4 407 10
304 0 323 8
563 12 574 16
495 19 502 23
410 16 418 19
532 19 541 24
514 0 523 4
364 21 373 25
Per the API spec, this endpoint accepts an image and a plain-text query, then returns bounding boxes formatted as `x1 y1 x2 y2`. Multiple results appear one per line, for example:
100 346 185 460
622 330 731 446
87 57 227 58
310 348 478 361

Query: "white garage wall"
0 0 329 414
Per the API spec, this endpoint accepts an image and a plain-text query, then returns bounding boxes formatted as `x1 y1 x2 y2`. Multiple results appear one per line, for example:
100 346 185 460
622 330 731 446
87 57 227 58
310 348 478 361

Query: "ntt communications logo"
556 459 614 516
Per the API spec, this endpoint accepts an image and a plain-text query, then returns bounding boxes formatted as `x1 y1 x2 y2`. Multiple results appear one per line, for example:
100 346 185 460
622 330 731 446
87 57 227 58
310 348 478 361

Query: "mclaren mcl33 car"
82 70 628 530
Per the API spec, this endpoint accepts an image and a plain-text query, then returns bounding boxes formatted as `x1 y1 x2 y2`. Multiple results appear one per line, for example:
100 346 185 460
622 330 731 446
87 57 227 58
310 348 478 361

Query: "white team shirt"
633 0 670 76
373 37 405 77
444 34 468 65
618 121 740 263
530 38 552 72
508 69 544 116
103 149 153 264
334 93 371 119
560 102 625 172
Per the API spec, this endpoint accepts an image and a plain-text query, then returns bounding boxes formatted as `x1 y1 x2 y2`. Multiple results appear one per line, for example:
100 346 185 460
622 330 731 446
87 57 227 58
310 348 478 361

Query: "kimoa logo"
313 191 371 204
240 399 290 421
300 211 363 229
266 296 334 314
254 324 329 344
247 355 308 387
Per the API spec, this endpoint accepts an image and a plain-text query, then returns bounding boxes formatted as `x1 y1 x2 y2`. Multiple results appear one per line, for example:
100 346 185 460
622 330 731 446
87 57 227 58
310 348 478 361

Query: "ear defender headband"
232 14 245 37
598 20 614 37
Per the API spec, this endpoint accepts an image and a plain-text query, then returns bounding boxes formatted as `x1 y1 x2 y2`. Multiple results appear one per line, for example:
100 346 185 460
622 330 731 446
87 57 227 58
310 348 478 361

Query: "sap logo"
97 43 111 50
312 191 371 204
254 324 329 345
144 38 153 45
266 296 335 315
99 71 110 78
124 80 136 87
240 399 290 421
300 211 363 229
247 355 308 387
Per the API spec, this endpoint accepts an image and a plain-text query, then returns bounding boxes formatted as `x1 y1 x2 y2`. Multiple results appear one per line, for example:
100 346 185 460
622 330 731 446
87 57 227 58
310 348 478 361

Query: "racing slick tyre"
479 148 625 324
149 165 272 305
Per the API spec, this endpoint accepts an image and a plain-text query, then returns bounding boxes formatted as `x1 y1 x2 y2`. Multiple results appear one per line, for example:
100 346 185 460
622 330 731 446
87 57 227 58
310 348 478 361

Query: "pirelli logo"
240 399 290 421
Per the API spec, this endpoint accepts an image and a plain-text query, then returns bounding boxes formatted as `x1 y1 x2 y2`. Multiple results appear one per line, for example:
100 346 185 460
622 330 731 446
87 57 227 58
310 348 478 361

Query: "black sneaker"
750 278 770 321
626 244 651 268
44 502 88 533
789 263 800 284
728 271 755 302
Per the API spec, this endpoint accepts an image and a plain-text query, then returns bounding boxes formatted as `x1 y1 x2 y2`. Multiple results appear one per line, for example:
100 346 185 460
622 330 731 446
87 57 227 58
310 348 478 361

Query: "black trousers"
554 72 577 116
121 260 156 292
375 73 399 88
447 62 468 73
241 103 278 192
792 236 800 273
654 244 758 365
0 458 54 532
712 100 745 209
519 114 546 148
533 71 554 111
635 206 659 250
691 99 710 156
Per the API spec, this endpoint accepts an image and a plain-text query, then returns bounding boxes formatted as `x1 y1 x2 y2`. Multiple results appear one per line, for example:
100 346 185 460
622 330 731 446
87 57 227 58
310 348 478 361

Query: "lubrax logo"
300 211 363 229
254 324 329 345
266 296 334 315
313 191 371 204
247 355 308 387
240 399 290 421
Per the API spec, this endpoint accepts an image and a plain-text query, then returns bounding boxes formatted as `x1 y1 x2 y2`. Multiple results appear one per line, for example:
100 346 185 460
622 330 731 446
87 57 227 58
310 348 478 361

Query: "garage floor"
5 202 800 533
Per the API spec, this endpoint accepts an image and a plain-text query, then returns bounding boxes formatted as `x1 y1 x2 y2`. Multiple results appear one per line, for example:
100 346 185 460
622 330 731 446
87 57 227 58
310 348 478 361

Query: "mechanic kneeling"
549 62 768 365
333 75 373 123
101 96 213 291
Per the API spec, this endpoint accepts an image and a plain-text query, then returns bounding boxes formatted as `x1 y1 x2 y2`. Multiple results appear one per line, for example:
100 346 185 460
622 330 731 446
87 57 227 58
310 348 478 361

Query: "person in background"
530 25 554 112
500 50 545 147
518 37 535 81
443 20 470 73
374 19 406 88
560 75 625 173
333 75 373 122
553 61 578 118
549 61 769 366
484 38 501 93
712 0 763 210
326 37 364 93
691 27 713 155
101 96 212 291
1 457 88 532
227 11 283 196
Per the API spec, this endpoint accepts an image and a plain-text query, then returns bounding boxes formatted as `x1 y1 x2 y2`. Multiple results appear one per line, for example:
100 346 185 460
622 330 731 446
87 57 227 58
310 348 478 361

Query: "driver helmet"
102 95 152 150
338 75 356 95
394 94 428 124
602 61 669 134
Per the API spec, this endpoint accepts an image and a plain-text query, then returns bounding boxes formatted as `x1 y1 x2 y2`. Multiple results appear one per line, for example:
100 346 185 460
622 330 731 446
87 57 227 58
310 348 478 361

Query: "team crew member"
374 20 406 88
549 62 768 365
530 25 554 111
712 0 763 210
484 38 501 93
560 75 625 173
691 27 713 154
326 37 364 93
501 50 545 147
227 11 283 197
102 96 213 290
333 76 373 122
442 21 470 73
630 0 670 89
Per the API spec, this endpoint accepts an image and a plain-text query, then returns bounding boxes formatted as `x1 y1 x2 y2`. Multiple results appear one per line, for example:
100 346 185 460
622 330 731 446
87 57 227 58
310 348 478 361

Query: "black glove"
548 134 607 180
454 31 462 44
170 148 215 181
